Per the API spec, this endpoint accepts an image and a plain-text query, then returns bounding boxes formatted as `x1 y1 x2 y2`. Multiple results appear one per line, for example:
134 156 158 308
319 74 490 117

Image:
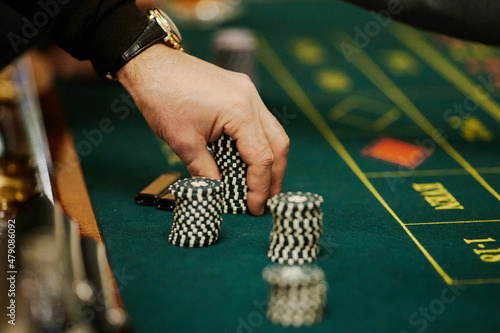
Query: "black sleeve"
342 0 500 46
1 0 148 77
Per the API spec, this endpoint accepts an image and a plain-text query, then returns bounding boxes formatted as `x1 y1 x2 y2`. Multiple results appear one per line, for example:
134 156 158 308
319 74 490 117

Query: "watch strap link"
106 19 166 80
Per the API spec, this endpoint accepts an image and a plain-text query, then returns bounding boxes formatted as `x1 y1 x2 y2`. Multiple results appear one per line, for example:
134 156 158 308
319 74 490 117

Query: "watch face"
157 9 182 42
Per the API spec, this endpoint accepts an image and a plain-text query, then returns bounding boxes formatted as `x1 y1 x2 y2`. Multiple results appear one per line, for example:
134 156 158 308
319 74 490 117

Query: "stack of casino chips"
168 178 223 247
267 192 324 264
212 28 257 83
263 265 327 327
210 134 248 214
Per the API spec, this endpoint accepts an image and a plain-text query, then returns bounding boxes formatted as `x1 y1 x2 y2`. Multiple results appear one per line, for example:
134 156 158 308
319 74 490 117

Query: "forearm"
342 0 500 46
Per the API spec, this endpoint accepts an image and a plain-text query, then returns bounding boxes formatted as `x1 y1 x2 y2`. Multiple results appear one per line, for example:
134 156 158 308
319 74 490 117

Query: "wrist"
116 44 179 88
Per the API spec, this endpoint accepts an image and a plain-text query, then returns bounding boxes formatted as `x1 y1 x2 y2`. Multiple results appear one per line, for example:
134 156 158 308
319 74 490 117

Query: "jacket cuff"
87 2 148 78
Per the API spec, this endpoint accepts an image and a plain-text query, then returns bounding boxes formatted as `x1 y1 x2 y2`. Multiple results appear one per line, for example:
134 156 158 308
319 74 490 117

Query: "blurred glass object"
162 0 243 26
0 65 39 222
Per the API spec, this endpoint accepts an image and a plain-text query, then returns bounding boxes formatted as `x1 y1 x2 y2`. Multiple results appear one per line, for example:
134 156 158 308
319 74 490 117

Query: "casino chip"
210 134 248 214
168 178 223 247
267 192 324 264
263 265 327 327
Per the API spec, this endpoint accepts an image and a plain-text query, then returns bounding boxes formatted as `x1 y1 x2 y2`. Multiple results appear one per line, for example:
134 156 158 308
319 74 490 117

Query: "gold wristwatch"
106 8 183 80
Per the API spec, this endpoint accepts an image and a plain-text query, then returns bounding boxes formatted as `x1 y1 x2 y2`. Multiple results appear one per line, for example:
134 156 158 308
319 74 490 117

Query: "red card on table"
362 137 432 169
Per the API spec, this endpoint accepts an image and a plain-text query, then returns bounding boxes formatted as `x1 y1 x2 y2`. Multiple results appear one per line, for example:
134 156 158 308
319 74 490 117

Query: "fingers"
171 135 220 180
222 78 289 215
228 118 274 216
259 107 289 198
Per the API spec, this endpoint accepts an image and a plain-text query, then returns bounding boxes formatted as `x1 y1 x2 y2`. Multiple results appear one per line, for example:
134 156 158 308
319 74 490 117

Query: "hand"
117 44 289 215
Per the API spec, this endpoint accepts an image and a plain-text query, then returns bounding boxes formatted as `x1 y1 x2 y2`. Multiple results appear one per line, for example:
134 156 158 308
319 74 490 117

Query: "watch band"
106 19 166 80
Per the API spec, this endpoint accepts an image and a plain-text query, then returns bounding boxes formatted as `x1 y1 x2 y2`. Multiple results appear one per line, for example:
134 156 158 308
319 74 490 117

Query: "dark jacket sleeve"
342 0 500 46
1 0 148 77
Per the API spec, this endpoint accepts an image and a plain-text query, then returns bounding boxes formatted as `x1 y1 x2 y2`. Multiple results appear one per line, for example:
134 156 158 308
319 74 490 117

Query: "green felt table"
56 1 500 332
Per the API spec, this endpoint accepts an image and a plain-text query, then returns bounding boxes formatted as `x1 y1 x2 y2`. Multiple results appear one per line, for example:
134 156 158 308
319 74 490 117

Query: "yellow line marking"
329 95 401 131
365 167 500 178
334 32 500 202
452 278 500 285
257 36 455 286
406 219 500 226
392 25 500 124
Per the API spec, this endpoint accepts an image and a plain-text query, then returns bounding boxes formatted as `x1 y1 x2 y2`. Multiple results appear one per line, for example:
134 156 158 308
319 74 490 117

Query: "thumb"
173 137 220 179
